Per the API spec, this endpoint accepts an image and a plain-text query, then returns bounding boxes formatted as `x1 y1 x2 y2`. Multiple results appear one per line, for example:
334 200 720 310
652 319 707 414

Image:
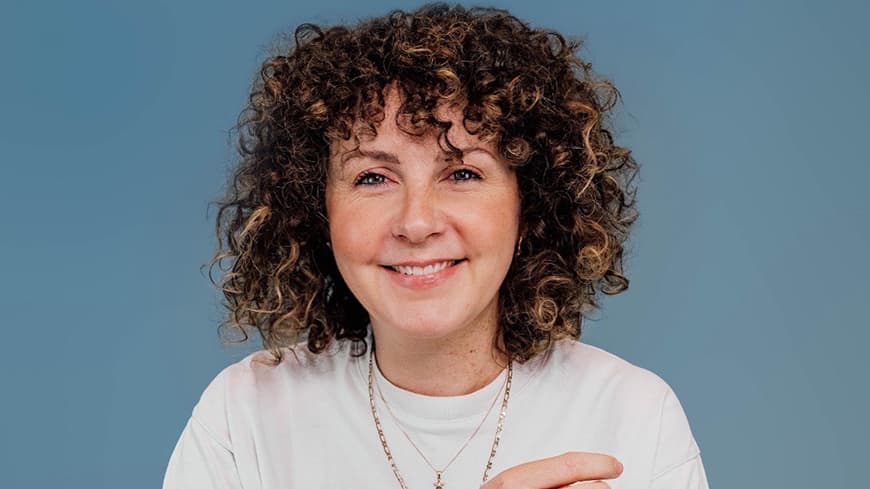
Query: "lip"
386 258 464 267
381 259 466 290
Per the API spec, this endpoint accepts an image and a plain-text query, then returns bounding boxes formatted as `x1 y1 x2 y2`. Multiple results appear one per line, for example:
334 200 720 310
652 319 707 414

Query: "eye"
354 172 388 186
450 168 482 182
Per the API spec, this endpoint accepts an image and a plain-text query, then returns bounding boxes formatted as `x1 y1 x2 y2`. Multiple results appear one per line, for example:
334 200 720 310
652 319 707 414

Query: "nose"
392 184 445 244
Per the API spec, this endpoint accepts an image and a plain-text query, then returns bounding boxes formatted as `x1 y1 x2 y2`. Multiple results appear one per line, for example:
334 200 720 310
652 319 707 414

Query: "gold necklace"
367 348 513 489
372 353 507 485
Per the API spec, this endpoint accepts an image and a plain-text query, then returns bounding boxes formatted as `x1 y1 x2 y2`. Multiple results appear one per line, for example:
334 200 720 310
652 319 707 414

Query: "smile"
388 260 459 276
381 259 467 289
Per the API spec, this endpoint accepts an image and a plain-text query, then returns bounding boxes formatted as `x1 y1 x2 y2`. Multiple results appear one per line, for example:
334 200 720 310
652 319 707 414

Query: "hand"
480 451 624 489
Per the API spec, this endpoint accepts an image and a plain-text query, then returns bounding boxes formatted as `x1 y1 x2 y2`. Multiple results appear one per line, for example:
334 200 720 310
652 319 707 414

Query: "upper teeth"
392 260 456 276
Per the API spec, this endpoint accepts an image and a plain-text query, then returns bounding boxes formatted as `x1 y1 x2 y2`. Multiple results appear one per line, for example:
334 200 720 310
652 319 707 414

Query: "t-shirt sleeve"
650 453 710 489
162 368 243 489
649 385 710 488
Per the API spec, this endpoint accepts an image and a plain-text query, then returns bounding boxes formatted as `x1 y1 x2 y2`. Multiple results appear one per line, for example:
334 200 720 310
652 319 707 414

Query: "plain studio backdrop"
1 0 867 487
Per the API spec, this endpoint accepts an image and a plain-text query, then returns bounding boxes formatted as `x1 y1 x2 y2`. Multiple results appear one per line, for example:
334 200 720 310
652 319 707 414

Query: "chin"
379 311 470 340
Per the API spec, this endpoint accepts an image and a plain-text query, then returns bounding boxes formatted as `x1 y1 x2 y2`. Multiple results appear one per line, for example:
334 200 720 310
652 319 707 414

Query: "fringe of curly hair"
207 3 639 365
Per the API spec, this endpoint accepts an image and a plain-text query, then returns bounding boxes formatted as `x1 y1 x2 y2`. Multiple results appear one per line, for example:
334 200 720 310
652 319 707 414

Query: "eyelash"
353 168 483 187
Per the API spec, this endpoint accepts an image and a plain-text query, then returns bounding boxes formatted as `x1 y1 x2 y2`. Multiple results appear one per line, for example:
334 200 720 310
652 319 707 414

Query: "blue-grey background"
1 0 867 487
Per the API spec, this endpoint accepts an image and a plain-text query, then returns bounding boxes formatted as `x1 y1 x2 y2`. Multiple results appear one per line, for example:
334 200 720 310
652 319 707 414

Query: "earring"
515 236 523 257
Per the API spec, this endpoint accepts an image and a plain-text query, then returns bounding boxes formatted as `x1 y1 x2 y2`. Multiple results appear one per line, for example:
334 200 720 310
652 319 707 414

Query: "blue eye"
354 172 387 186
353 169 481 187
451 168 482 181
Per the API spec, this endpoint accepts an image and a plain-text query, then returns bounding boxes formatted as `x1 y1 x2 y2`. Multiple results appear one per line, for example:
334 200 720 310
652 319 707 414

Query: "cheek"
475 188 521 243
327 198 385 262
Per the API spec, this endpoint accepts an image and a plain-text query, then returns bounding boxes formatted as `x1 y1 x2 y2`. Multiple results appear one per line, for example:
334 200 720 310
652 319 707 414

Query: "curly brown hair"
208 3 639 365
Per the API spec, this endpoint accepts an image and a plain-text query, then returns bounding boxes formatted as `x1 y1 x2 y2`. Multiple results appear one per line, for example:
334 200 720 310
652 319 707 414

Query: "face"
324 85 521 343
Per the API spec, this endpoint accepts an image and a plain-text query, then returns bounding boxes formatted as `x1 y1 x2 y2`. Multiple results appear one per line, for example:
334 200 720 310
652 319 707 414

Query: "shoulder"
188 340 356 446
542 339 702 475
221 341 350 391
540 338 673 402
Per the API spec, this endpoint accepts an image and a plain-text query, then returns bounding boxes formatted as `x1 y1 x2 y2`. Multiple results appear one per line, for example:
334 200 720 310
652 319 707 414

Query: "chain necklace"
367 348 513 489
372 352 507 487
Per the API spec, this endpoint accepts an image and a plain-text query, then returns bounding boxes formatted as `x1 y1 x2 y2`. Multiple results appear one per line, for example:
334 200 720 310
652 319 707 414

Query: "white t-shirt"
162 336 710 489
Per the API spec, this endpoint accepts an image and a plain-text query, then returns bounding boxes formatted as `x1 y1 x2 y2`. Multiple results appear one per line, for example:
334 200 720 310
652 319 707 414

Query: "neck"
369 319 508 397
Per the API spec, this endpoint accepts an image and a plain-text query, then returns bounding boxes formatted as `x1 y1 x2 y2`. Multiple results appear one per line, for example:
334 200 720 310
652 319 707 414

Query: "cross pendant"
434 471 444 489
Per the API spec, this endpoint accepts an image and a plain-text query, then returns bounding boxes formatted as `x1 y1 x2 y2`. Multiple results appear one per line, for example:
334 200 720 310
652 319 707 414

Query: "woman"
163 4 709 488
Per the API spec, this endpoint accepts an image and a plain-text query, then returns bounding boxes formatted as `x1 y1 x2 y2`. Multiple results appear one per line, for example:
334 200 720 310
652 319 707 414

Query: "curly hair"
208 3 639 365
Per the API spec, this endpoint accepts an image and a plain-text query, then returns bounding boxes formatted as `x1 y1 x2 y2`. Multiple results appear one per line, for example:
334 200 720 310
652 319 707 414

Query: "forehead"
329 83 495 159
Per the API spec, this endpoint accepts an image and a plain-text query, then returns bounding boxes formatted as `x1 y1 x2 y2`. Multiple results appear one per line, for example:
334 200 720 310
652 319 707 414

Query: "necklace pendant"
434 471 444 489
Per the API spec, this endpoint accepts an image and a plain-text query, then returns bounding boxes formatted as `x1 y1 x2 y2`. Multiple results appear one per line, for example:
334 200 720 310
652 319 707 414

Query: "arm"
650 453 710 489
649 385 710 488
162 368 244 489
162 415 244 489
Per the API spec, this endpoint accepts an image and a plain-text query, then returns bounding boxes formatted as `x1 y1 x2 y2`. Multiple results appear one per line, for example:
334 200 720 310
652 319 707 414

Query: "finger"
487 452 623 488
561 482 610 488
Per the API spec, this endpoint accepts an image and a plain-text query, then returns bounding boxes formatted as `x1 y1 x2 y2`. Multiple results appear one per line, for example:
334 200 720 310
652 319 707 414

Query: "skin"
481 452 624 489
325 83 518 397
325 83 624 486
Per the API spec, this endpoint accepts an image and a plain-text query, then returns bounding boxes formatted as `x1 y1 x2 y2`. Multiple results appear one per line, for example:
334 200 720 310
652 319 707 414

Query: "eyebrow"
340 147 496 167
342 149 399 165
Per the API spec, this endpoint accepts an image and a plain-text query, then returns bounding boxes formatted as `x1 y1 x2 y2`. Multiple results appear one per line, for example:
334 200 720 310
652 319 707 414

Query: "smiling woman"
325 84 521 395
162 4 709 489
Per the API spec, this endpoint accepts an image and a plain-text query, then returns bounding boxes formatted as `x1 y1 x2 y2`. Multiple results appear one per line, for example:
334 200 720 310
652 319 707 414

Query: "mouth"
381 259 467 277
